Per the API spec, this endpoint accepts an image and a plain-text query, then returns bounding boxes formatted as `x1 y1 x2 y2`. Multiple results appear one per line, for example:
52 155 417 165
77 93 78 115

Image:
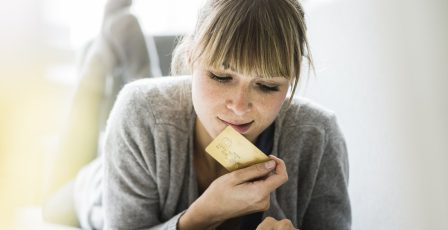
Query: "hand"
178 156 288 230
256 217 298 230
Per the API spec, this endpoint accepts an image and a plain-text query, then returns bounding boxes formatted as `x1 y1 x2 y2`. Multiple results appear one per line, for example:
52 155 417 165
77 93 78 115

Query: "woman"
103 0 351 229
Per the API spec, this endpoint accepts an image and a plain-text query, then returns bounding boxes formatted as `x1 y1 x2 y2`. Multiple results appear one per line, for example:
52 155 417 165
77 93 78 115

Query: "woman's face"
192 63 289 143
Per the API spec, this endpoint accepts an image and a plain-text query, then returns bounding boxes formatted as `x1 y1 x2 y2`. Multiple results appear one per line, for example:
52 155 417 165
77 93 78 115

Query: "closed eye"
209 72 232 83
257 83 279 92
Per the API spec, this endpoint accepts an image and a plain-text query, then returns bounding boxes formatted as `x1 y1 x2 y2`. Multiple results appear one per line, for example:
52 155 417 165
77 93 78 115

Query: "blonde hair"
171 0 313 100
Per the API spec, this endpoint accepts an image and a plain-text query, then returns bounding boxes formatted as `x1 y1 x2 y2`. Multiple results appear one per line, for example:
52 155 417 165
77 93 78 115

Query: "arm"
301 115 351 230
103 85 179 229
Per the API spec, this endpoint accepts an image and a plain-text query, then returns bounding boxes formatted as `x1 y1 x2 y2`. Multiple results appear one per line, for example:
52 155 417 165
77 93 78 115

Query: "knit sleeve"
301 114 352 230
103 83 183 230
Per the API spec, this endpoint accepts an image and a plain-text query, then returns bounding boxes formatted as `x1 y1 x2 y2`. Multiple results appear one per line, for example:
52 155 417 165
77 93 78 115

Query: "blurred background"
0 0 446 229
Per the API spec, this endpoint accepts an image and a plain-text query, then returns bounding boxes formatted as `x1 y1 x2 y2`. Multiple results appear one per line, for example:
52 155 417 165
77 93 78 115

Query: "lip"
218 118 254 134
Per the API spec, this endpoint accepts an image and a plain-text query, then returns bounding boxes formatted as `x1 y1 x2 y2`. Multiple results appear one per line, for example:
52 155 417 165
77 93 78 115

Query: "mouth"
218 118 254 134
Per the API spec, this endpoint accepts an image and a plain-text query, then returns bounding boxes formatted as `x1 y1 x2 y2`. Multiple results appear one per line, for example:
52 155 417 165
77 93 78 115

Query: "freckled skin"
192 64 289 145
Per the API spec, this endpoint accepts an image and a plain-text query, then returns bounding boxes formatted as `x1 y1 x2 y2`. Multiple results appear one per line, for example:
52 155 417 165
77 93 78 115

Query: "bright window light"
42 0 206 50
42 0 106 49
133 0 206 35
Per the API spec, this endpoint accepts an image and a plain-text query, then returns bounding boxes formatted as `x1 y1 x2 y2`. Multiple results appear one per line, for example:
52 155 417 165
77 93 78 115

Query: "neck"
194 118 213 154
194 118 224 172
193 118 228 193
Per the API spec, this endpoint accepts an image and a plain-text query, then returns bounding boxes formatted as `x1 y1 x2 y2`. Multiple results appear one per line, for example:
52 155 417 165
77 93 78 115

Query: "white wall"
301 0 448 229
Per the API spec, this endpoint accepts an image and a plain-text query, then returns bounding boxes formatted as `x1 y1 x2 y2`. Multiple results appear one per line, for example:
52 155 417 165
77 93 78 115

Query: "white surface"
133 0 206 35
13 207 80 230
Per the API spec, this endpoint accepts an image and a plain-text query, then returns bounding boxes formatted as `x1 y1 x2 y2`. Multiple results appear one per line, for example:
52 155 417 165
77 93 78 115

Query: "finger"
228 160 277 184
269 156 288 176
256 216 277 230
259 156 289 190
277 219 296 230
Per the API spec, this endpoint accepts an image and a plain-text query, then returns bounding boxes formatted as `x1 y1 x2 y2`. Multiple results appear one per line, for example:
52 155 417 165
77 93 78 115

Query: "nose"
226 87 252 116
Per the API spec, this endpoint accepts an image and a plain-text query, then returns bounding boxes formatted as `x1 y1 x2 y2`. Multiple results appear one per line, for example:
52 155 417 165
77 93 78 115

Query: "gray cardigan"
102 76 351 230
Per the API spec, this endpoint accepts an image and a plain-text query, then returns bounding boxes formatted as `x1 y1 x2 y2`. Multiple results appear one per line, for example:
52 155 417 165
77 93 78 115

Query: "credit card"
205 126 270 171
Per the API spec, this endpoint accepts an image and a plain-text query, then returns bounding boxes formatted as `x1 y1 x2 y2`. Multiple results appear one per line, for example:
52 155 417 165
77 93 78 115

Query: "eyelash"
208 72 279 92
257 83 279 92
209 73 232 83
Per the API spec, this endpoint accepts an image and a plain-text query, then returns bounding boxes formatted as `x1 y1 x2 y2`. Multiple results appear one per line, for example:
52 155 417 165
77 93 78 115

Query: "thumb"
228 160 276 184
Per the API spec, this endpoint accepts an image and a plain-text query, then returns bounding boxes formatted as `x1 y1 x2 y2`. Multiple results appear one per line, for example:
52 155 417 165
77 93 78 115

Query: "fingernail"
265 160 275 169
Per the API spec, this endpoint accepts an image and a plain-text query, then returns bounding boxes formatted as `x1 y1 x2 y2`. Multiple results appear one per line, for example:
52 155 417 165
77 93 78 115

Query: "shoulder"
112 76 193 130
281 97 336 129
278 97 344 143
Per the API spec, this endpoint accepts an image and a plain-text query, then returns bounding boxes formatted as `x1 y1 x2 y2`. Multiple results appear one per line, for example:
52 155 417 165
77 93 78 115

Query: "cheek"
192 76 224 120
193 79 216 107
257 91 287 109
255 92 287 120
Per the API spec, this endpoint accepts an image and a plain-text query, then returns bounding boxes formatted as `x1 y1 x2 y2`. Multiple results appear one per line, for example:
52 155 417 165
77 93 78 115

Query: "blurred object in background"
42 0 154 227
0 0 202 229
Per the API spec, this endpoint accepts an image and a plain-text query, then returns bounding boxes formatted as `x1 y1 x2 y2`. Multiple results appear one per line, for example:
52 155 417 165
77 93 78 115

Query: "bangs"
191 0 305 81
